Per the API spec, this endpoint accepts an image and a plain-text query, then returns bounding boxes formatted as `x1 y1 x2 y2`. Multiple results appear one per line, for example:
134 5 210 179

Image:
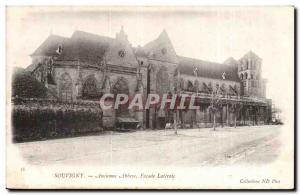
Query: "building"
25 27 272 129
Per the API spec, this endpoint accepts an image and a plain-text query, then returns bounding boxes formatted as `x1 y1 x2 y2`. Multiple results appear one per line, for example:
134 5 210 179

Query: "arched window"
245 72 248 79
59 73 72 101
240 74 243 80
112 77 129 94
187 80 194 92
82 75 98 99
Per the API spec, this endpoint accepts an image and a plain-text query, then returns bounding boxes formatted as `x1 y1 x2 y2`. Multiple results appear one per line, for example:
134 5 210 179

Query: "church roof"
177 56 240 82
223 57 238 66
31 34 68 57
58 31 113 63
31 31 115 64
30 29 254 84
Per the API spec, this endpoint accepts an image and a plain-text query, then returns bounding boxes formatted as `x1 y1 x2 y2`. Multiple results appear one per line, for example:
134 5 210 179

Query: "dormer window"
56 44 63 55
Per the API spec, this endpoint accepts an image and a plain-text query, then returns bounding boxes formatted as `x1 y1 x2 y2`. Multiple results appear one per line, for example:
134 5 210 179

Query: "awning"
117 117 139 123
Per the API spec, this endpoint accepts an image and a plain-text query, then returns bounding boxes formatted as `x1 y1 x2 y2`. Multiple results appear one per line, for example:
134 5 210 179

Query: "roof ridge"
48 34 69 39
72 30 115 41
239 50 261 60
177 55 226 66
143 29 170 50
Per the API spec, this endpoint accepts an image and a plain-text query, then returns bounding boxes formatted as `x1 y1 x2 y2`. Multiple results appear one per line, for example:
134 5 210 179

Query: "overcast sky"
6 6 294 118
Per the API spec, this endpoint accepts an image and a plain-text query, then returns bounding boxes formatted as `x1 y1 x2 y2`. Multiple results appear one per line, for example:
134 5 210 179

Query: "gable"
143 30 179 64
104 41 139 68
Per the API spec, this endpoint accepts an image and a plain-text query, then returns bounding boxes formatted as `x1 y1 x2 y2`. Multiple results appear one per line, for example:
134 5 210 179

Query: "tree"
228 102 243 128
208 87 222 131
12 67 50 99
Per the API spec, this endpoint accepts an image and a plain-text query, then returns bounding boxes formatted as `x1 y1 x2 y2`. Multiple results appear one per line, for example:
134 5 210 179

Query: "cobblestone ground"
17 125 281 167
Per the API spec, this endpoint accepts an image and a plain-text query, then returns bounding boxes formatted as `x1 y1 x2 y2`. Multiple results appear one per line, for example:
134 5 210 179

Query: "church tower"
238 51 266 98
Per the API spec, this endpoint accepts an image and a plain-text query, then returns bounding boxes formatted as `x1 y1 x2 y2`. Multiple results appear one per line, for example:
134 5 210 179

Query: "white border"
1 0 298 194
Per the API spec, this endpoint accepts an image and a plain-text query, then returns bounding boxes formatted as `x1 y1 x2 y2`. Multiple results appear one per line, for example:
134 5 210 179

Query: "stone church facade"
26 27 272 129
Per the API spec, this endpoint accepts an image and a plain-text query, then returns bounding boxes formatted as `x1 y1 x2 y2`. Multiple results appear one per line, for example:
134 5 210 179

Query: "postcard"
6 6 295 189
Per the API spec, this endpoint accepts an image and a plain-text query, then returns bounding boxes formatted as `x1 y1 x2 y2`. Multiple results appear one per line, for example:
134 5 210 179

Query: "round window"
118 50 126 58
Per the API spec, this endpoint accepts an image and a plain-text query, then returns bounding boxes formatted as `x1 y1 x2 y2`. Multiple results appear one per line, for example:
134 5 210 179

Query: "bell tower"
238 51 265 98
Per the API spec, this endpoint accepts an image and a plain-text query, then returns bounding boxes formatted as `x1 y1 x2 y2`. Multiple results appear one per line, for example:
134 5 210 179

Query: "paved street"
17 125 281 167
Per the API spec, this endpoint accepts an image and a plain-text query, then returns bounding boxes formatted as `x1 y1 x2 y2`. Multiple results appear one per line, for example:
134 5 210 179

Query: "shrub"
12 100 103 142
12 67 49 99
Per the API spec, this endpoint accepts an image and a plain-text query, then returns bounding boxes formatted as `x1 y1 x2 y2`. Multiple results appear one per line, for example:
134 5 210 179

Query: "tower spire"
116 25 128 43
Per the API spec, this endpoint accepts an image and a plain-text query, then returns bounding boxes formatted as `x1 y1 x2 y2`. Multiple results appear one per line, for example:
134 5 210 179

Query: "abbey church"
25 27 272 129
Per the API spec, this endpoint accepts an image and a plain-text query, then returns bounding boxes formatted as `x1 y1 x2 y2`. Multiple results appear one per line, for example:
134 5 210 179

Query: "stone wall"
32 58 144 128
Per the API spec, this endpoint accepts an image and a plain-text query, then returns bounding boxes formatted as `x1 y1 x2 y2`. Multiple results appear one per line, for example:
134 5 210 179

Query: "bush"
12 67 50 99
12 101 103 142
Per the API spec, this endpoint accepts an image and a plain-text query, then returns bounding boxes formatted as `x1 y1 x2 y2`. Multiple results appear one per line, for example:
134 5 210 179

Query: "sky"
6 6 294 119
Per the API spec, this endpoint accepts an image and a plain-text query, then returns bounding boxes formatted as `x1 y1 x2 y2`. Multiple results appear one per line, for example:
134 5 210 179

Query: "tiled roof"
31 35 68 57
31 31 114 64
177 56 240 82
59 31 113 63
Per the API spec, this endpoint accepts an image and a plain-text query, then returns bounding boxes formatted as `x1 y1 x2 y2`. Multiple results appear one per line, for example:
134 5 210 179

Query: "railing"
180 91 268 104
